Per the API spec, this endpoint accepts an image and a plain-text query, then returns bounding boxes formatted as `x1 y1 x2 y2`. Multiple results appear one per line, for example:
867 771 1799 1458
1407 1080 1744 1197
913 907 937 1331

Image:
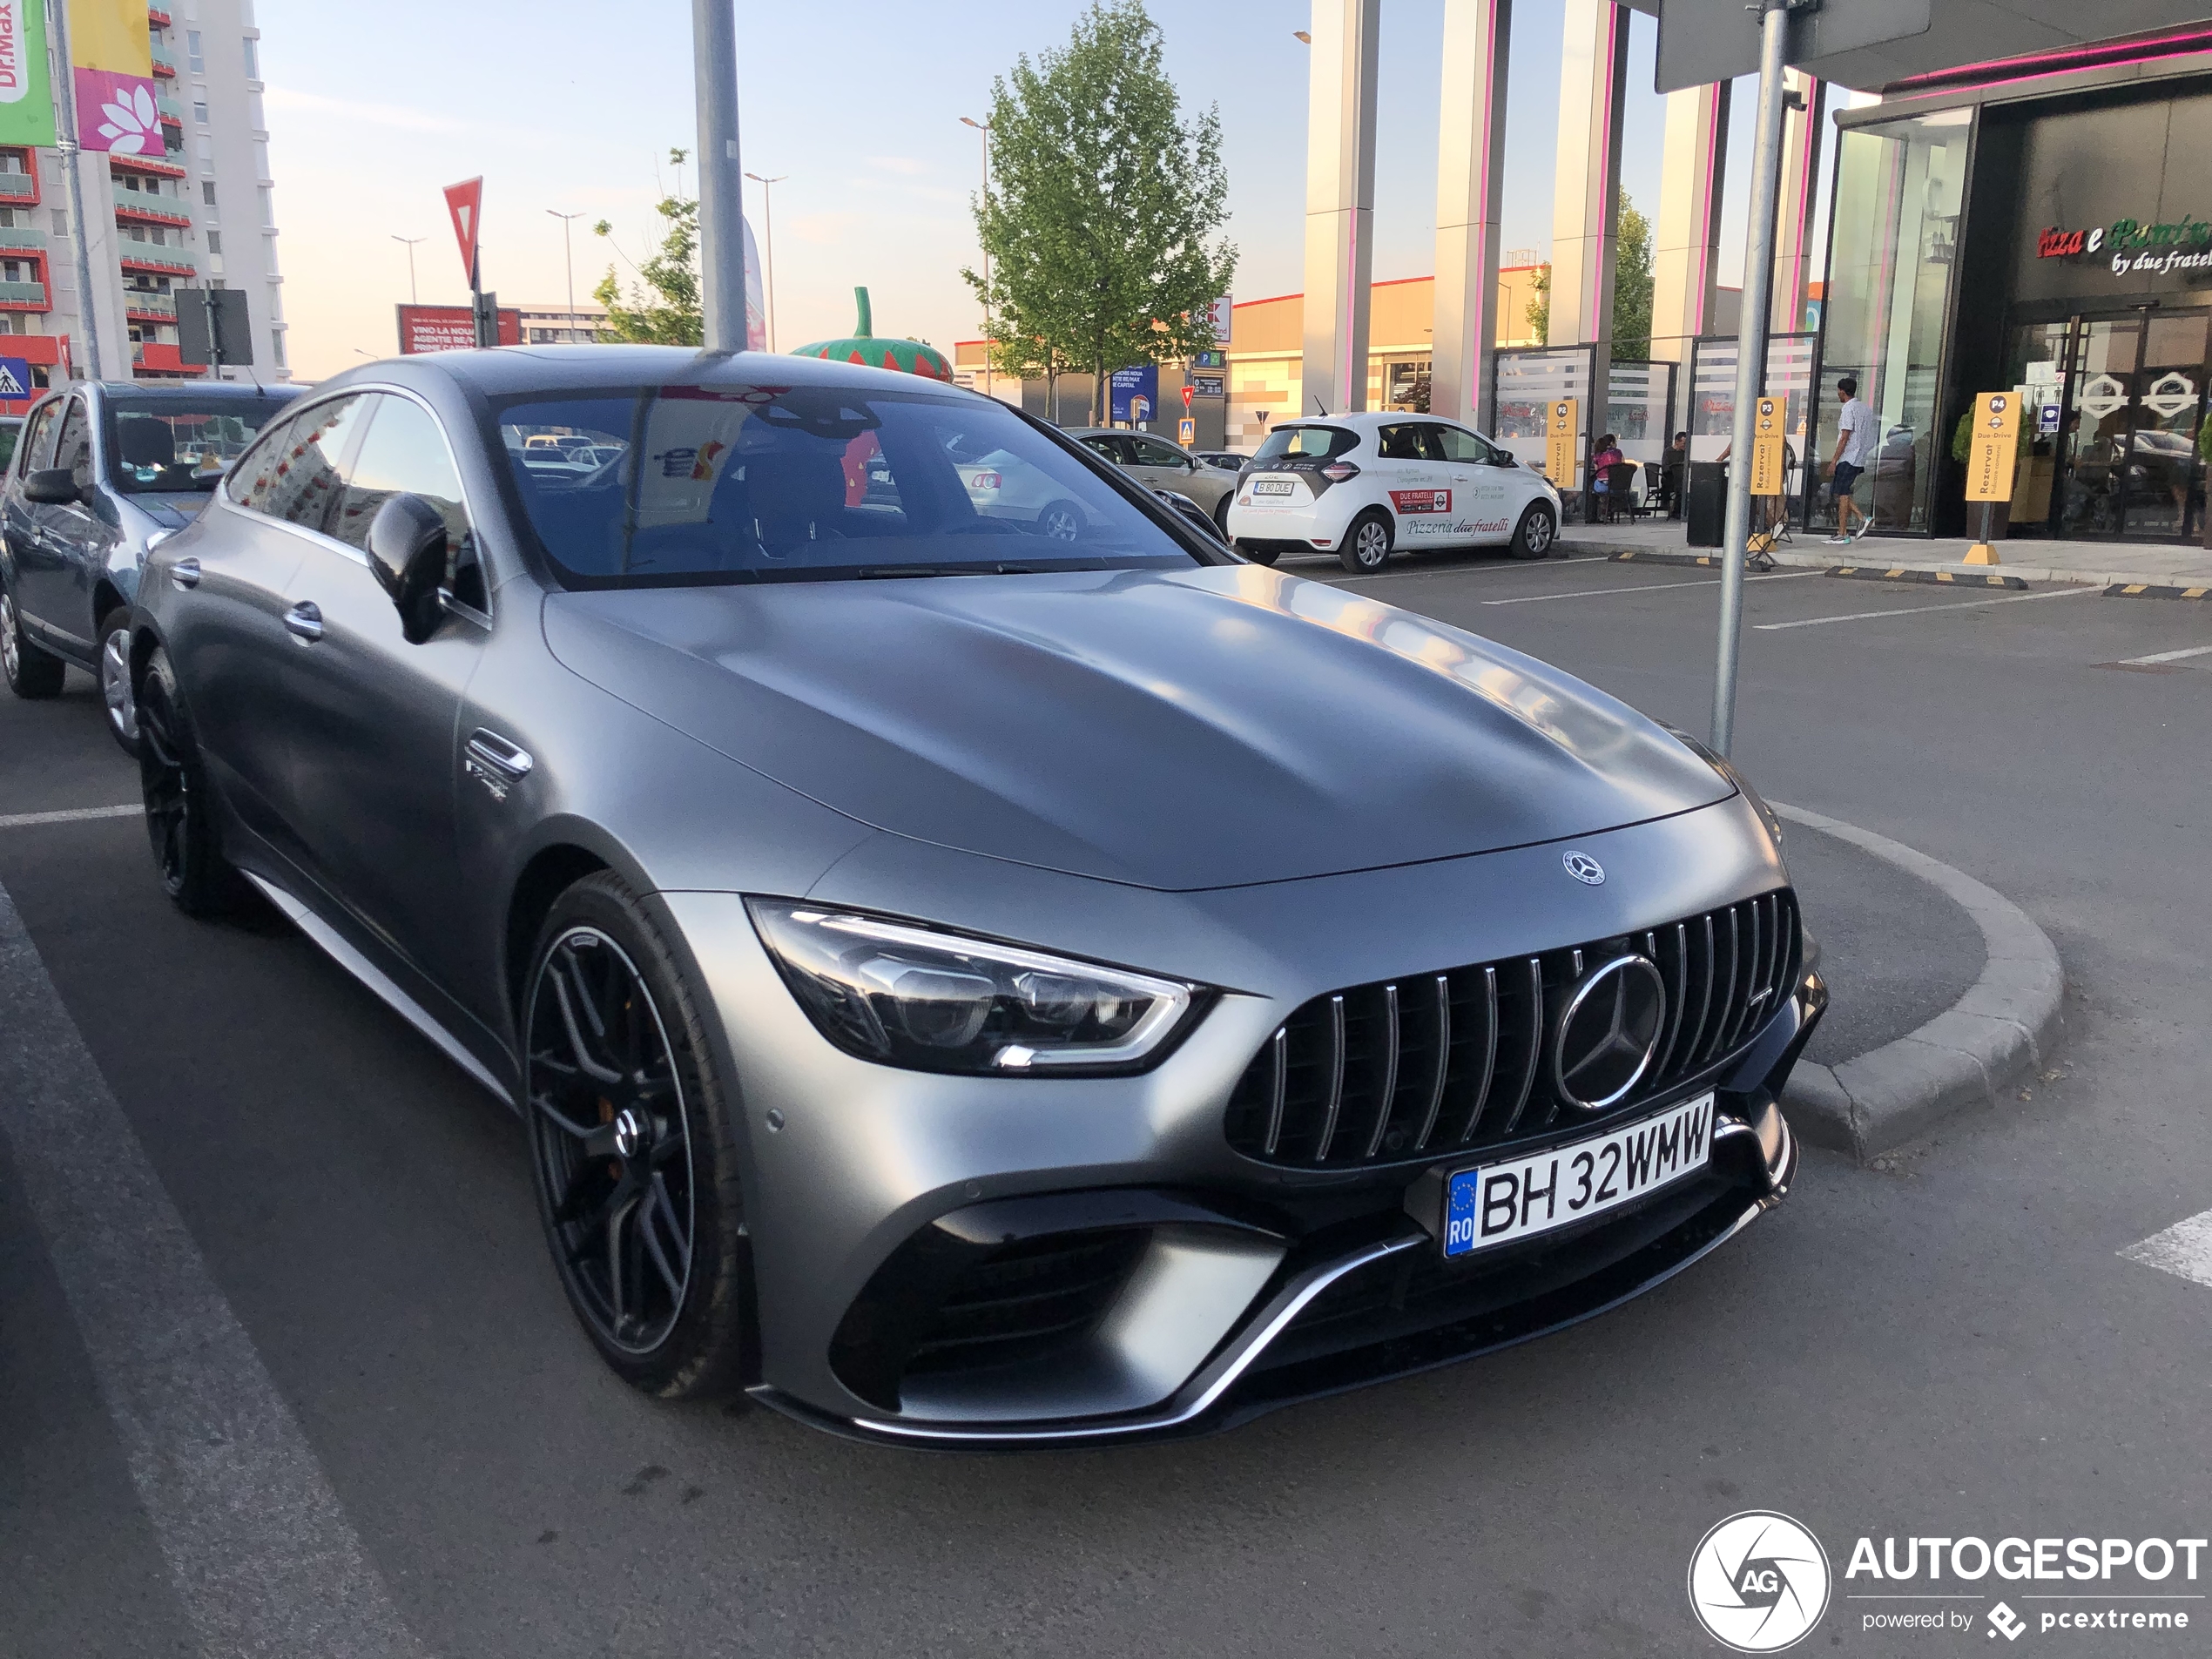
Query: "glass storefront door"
2051 310 2209 542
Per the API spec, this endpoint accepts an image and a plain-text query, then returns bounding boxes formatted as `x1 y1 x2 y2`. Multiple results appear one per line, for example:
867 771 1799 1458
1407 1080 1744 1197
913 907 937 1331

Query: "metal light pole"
1710 0 1791 757
391 235 424 305
960 116 992 401
50 0 102 381
743 173 784 350
692 0 745 351
545 211 583 338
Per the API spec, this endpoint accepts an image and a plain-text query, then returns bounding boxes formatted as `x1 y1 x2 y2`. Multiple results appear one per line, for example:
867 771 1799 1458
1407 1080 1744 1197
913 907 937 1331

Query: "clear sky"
260 0 1818 381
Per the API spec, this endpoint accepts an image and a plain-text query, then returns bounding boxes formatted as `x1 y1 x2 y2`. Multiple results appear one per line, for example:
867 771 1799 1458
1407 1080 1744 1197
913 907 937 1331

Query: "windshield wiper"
857 563 1040 579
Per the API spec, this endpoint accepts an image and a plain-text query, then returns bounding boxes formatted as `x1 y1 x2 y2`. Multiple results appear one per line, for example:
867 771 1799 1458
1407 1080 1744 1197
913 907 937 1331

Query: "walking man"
1826 375 1873 543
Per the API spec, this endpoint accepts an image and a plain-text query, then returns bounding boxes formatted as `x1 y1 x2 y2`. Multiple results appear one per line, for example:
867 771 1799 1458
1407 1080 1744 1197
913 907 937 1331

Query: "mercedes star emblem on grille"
1553 954 1668 1111
1562 851 1605 885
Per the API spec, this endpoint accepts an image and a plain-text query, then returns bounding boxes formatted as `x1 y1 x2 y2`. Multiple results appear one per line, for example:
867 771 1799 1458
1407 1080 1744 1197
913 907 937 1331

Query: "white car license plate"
1440 1093 1714 1258
1251 478 1295 496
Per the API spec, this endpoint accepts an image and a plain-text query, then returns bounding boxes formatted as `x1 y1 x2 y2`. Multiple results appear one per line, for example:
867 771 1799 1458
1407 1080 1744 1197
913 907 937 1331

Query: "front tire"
98 608 141 757
136 646 246 917
2 584 65 698
1339 509 1393 575
1508 501 1558 560
523 872 752 1399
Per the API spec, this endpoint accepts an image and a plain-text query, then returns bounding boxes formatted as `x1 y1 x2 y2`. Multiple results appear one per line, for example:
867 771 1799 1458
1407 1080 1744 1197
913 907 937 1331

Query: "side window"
17 399 59 475
1378 423 1431 462
1135 437 1188 469
1437 425 1500 465
229 395 368 533
335 394 485 610
52 398 92 496
1081 434 1133 466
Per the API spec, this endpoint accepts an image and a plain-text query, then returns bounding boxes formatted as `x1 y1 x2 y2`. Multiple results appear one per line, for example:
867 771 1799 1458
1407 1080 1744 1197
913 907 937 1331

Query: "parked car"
1066 427 1238 530
1226 411 1562 573
126 346 1815 1447
0 379 298 749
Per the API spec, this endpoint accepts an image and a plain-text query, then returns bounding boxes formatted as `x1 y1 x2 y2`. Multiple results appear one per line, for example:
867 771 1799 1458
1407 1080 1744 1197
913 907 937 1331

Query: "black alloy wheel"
1509 501 1557 560
523 873 751 1397
2 586 64 698
1339 509 1393 575
136 647 242 916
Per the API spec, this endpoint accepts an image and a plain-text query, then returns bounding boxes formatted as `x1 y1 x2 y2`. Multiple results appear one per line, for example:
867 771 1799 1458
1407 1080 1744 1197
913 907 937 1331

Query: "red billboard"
396 303 520 354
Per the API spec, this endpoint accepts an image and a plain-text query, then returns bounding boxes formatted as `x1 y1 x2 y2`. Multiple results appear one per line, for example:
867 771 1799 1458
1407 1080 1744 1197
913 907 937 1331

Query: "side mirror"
24 468 78 505
364 492 449 645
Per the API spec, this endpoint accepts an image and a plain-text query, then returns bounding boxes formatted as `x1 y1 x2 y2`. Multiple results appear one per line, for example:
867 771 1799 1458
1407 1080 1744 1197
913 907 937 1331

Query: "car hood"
540 565 1733 892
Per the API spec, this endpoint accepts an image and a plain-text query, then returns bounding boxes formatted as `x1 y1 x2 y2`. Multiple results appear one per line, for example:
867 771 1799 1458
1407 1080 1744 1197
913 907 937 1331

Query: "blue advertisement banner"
1109 364 1158 425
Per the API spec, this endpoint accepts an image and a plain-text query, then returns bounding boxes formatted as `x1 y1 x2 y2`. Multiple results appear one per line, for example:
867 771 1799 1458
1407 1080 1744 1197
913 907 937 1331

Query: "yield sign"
443 177 484 286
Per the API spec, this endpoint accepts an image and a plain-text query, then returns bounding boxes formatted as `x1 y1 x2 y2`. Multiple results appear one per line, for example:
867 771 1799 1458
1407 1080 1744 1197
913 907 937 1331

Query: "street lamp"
744 172 786 351
390 234 425 305
546 209 584 341
960 116 992 401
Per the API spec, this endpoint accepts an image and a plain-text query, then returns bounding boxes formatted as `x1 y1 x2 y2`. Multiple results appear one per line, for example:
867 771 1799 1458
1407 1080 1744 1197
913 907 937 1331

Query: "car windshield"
493 382 1205 587
1253 423 1357 462
105 395 290 494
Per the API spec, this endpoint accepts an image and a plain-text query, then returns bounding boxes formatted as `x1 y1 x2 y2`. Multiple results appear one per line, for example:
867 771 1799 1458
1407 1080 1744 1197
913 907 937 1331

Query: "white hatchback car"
1224 412 1562 573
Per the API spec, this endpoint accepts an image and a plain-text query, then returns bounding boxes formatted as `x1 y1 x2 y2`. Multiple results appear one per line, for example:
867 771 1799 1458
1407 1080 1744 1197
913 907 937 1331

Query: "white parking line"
0 880 425 1658
1312 554 1612 583
1755 586 2096 631
0 804 140 831
2121 1209 2212 1291
1481 571 1819 606
2118 643 2212 666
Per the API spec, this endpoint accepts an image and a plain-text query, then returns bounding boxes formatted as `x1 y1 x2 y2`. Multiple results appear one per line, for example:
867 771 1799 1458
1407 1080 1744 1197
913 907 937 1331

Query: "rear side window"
1081 434 1136 466
229 395 368 533
1253 423 1357 462
1377 423 1446 462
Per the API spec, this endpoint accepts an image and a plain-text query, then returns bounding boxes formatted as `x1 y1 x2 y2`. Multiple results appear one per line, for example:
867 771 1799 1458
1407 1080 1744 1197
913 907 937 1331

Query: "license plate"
1440 1094 1714 1258
1251 478 1295 496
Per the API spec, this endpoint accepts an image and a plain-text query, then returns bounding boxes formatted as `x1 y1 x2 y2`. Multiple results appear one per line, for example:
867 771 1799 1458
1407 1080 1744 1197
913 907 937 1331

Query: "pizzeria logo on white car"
1390 489 1451 514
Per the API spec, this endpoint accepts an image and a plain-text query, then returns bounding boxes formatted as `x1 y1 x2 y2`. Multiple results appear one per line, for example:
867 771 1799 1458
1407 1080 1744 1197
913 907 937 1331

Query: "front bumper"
659 795 1818 1448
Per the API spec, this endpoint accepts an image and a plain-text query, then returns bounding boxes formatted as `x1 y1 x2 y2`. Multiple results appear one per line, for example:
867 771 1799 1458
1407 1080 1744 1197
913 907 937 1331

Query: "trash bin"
1686 462 1727 547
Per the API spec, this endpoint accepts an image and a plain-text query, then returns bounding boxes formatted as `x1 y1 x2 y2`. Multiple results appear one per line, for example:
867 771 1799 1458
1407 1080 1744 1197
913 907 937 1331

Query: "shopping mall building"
954 5 2209 548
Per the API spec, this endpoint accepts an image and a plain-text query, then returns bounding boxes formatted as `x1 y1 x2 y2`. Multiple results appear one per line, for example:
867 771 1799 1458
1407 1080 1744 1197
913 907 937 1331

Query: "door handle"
464 729 534 780
283 601 323 643
170 556 201 590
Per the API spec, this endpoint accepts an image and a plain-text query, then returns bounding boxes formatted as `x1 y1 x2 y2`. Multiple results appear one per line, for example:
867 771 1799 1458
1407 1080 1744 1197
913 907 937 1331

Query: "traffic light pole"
1710 0 1791 757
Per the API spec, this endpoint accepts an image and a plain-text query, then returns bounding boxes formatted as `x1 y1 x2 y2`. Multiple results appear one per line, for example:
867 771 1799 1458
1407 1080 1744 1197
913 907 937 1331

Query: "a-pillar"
1432 0 1511 431
1770 71 1829 337
1301 0 1381 417
1650 80 1730 427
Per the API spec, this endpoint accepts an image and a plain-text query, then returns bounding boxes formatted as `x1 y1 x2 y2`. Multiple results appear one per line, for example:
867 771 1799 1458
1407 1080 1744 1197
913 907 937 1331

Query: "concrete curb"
1561 533 2193 590
1771 802 2066 1163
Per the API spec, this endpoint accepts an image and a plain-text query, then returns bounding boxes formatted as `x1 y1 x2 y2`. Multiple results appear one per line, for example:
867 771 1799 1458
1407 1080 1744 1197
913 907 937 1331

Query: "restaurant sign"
2037 215 2212 280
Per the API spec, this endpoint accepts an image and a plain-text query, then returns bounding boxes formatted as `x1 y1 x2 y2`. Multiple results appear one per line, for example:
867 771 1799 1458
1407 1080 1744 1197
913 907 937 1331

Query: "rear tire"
1508 501 1557 561
1035 499 1083 543
136 646 246 917
98 607 141 757
1339 510 1393 575
523 872 752 1400
2 584 65 699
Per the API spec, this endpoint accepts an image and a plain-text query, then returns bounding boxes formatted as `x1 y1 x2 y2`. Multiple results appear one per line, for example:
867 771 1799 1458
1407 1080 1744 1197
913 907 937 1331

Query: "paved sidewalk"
1561 515 2212 590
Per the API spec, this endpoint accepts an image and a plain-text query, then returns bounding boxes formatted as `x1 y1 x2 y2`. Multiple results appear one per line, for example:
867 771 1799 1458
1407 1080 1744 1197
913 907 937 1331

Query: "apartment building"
0 0 284 411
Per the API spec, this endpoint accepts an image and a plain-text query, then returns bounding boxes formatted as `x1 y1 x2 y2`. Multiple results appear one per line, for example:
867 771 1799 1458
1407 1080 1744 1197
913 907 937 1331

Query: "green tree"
592 150 702 346
1611 192 1655 360
1522 191 1653 355
964 0 1238 425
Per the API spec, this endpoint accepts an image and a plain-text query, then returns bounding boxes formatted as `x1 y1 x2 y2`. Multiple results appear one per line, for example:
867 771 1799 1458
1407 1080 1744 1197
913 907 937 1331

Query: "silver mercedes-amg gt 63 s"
127 346 1823 1447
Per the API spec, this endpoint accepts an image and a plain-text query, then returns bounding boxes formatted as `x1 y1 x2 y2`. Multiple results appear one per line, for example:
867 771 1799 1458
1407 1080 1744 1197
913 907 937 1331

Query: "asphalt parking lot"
3 549 2209 1658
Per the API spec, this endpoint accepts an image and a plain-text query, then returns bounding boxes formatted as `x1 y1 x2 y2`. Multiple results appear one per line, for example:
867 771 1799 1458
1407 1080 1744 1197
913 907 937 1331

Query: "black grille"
1224 890 1798 1170
899 1230 1147 1381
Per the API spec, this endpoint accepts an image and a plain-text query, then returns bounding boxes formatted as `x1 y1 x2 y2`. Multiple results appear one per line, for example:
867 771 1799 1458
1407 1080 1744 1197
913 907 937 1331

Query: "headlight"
745 900 1206 1076
1663 723 1783 847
